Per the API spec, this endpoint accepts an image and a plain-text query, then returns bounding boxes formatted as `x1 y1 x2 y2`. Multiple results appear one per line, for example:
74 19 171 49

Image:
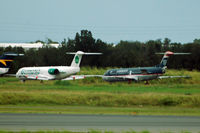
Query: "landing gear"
144 80 149 85
21 80 26 83
40 80 43 83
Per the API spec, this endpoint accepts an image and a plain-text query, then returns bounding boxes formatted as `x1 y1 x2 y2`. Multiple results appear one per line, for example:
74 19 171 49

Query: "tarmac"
0 113 200 132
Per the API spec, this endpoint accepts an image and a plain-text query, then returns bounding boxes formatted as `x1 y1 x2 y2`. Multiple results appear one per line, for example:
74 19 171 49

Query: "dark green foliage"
1 30 200 74
159 97 179 106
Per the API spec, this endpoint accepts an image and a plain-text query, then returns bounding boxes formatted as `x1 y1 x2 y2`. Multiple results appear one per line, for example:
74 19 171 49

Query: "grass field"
0 68 200 115
0 130 194 133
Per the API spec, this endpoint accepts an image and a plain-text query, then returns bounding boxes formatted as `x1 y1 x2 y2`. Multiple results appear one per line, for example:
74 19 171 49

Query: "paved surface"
0 113 200 132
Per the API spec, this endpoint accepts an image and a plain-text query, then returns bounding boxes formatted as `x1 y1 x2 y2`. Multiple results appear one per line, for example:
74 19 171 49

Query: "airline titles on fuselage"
21 69 40 75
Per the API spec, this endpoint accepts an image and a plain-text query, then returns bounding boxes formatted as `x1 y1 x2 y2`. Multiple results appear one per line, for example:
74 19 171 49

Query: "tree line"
1 30 200 73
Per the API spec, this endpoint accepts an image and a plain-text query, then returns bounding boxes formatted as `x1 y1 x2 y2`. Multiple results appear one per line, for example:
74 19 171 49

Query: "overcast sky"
0 0 200 44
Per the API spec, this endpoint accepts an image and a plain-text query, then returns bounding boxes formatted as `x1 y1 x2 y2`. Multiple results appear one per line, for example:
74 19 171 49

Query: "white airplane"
0 52 24 75
16 51 101 81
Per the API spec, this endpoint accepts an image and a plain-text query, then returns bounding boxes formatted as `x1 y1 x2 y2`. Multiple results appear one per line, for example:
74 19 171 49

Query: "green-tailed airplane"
101 51 190 82
16 51 101 81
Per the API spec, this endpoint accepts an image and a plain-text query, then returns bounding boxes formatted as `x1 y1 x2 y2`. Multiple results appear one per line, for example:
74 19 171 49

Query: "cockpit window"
104 70 117 76
110 70 117 75
104 70 110 76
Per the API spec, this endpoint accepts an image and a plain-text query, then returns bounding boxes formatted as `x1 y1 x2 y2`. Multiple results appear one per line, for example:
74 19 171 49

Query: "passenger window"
131 70 141 74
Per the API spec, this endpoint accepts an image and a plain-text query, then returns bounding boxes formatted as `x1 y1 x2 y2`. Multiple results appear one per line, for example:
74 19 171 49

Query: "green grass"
0 105 200 116
0 68 200 115
1 89 200 107
1 77 200 94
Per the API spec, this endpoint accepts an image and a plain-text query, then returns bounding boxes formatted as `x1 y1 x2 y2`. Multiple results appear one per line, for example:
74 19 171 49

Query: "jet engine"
48 68 60 75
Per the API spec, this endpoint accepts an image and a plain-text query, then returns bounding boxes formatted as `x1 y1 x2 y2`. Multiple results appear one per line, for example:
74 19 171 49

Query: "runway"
0 113 200 132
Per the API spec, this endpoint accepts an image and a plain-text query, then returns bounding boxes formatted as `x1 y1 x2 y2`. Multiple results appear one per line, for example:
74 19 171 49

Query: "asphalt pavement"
0 113 200 132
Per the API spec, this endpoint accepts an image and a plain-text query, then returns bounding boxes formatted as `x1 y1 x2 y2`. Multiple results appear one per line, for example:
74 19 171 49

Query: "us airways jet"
16 51 101 81
0 53 24 75
101 51 190 82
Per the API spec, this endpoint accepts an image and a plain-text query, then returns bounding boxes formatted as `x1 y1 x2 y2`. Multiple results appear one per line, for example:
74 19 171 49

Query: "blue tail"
157 51 174 68
0 53 23 68
156 51 190 70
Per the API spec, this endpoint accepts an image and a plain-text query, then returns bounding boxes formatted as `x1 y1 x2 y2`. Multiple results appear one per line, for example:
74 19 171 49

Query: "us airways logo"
0 59 13 66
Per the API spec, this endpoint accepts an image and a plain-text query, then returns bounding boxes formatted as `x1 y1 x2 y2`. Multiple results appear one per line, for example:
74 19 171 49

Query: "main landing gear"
128 79 132 84
144 80 150 85
21 80 26 83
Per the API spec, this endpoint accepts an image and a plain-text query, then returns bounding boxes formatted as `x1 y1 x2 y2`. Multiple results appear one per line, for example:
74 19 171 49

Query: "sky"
0 0 200 44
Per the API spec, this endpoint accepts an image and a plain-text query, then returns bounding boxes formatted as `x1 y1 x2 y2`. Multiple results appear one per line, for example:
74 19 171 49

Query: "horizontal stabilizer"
156 52 191 55
158 75 191 79
67 51 102 67
0 53 24 69
155 51 191 68
3 53 24 56
66 52 102 55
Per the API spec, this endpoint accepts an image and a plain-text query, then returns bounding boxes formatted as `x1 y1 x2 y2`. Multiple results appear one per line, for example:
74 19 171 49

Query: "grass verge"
0 130 195 133
0 105 200 116
0 69 200 116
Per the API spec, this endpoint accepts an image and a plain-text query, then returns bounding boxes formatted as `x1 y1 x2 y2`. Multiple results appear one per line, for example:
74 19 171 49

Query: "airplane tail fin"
156 51 190 69
66 51 102 67
0 53 24 68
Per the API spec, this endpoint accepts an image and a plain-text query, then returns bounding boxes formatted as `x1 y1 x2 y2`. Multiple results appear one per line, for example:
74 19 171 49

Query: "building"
0 42 60 50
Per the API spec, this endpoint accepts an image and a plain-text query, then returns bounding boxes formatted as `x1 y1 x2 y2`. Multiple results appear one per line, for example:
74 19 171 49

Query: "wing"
63 75 85 80
103 75 139 81
158 75 191 79
4 74 16 77
62 75 103 80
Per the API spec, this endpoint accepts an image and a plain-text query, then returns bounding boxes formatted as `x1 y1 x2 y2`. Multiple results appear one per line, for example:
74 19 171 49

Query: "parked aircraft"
101 51 190 83
16 51 101 81
0 52 24 75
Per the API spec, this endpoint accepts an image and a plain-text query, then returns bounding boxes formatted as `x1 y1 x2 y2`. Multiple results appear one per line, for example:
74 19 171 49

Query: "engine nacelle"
48 68 60 75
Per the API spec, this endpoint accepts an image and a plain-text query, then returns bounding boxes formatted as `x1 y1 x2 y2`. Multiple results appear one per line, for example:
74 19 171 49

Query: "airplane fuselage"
16 66 80 80
15 51 101 81
102 66 164 82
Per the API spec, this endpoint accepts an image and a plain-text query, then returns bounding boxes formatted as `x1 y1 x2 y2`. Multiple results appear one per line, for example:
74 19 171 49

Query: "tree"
46 38 59 44
163 38 171 51
1 30 200 71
